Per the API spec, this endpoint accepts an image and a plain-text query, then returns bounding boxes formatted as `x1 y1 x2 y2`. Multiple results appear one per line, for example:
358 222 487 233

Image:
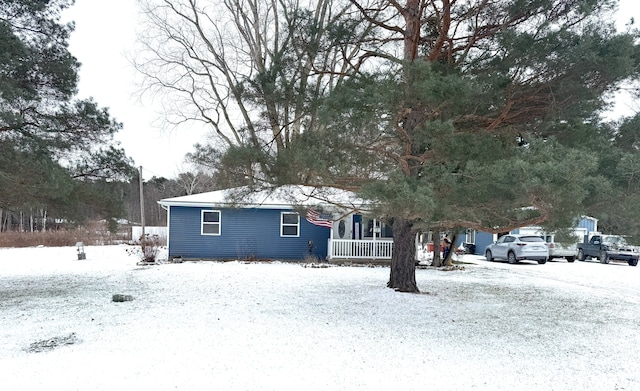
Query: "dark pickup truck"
576 235 639 266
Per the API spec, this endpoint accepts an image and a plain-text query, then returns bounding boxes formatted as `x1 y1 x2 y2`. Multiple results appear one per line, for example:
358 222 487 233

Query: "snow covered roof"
157 185 370 212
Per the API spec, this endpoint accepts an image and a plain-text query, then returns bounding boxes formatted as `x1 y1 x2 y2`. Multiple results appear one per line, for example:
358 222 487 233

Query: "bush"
0 230 95 247
0 221 132 248
139 234 162 263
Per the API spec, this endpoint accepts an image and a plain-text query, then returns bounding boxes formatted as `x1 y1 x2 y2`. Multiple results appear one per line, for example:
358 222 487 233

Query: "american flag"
305 208 333 228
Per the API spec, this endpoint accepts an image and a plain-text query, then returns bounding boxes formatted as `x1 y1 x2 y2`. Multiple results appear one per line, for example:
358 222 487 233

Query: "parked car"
543 234 577 262
485 234 549 264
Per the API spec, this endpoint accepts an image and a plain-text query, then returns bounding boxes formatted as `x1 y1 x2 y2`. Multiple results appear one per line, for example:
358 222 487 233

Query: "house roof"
157 185 369 212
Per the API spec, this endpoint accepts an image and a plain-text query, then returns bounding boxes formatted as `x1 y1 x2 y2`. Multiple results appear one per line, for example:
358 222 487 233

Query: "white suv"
485 234 549 264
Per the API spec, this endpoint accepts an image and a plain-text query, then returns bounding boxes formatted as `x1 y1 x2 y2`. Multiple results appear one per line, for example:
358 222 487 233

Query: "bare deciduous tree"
135 0 378 183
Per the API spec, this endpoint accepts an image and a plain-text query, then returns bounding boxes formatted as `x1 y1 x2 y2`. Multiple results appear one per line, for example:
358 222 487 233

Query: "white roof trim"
157 185 369 212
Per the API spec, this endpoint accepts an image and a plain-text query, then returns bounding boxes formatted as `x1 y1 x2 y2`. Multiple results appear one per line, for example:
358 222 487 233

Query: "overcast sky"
63 0 640 180
63 0 208 180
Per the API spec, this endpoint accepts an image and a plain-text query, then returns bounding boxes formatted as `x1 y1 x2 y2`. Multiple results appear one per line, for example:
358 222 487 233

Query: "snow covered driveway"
0 246 638 390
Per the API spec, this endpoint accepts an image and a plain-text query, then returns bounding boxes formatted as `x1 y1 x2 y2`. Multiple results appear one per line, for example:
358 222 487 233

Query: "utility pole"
139 166 145 237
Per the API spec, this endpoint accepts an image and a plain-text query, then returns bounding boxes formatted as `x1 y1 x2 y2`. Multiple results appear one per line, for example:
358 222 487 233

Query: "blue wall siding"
168 206 330 260
577 217 597 233
454 234 464 249
475 232 495 255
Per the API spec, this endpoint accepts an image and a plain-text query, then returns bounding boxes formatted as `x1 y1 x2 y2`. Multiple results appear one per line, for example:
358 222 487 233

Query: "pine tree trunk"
387 217 419 293
443 232 458 266
431 230 443 267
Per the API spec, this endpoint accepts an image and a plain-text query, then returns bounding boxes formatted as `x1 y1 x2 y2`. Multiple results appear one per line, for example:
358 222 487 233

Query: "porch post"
373 218 377 259
329 222 334 259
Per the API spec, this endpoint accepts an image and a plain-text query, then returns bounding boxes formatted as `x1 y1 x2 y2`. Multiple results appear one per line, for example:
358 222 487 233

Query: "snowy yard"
0 245 638 390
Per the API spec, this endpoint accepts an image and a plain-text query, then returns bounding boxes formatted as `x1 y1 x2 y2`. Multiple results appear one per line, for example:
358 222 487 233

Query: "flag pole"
139 166 145 238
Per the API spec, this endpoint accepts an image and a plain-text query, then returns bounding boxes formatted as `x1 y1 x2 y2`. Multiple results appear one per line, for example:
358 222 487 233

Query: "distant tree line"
122 171 219 228
0 169 219 233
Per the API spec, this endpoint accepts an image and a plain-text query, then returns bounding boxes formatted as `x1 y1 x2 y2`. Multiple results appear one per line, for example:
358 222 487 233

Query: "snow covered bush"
127 234 163 263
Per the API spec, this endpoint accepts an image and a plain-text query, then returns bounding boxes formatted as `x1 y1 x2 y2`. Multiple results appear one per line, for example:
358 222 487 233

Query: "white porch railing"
328 238 394 260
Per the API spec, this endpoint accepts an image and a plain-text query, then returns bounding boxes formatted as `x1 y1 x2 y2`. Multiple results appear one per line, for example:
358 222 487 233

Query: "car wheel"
507 251 517 264
566 256 575 263
629 258 638 267
485 250 493 262
537 258 547 264
577 249 585 261
599 251 610 264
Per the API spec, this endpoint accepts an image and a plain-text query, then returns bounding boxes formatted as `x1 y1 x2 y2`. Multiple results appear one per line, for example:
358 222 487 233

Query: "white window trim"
466 229 476 244
281 212 300 237
201 209 221 236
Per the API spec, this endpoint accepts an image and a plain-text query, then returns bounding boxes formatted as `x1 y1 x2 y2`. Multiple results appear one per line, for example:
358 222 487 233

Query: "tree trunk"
387 217 419 293
443 232 458 266
431 230 444 267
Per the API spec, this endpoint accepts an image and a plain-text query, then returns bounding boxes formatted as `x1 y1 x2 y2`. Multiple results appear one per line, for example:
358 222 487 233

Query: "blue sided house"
158 186 368 261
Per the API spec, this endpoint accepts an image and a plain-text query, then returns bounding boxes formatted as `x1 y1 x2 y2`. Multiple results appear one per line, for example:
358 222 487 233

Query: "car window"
504 236 515 243
520 236 545 242
496 236 506 244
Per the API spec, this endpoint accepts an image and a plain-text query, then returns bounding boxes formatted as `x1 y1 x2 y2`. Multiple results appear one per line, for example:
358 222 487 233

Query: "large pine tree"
136 0 640 292
284 0 640 291
0 0 135 225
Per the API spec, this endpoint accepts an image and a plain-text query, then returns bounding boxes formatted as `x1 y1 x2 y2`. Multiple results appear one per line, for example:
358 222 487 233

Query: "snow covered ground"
1 245 638 390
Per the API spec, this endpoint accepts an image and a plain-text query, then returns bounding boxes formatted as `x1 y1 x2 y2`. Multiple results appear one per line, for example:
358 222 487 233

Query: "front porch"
327 238 394 260
326 238 441 265
324 217 437 263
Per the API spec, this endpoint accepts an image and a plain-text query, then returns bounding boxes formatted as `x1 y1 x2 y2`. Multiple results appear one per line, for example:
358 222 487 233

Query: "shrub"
139 234 162 263
0 220 132 248
0 230 94 247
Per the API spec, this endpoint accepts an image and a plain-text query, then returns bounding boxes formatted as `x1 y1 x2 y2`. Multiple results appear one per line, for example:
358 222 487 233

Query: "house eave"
156 185 371 212
157 200 297 209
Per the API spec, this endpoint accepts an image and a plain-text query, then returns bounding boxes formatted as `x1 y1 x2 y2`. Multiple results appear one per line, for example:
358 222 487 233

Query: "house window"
363 218 392 238
465 229 476 244
201 210 221 235
281 212 299 237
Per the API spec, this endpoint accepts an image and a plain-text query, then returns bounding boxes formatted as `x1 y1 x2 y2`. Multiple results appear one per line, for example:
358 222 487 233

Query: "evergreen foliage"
138 0 640 291
0 0 135 227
